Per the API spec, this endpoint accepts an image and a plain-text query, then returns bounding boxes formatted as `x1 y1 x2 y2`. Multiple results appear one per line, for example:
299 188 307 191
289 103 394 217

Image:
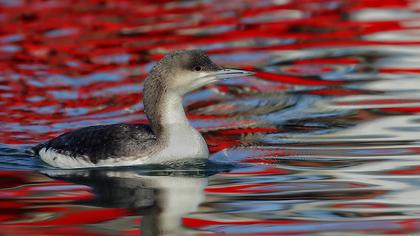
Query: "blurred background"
1 0 420 235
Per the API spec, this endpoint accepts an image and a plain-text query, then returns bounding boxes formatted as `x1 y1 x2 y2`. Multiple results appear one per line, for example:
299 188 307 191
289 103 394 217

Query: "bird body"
33 50 251 169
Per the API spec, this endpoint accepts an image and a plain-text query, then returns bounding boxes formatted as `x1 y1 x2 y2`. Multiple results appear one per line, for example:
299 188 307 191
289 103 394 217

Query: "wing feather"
33 124 156 163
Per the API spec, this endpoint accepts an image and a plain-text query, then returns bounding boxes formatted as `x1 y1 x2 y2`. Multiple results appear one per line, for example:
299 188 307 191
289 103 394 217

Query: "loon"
32 50 252 169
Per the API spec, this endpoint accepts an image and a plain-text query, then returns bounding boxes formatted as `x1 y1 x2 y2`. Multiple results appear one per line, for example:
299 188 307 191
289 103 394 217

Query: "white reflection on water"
42 168 208 236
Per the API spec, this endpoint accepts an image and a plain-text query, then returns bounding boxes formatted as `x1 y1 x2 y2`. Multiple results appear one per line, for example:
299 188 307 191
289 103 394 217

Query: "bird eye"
194 66 202 71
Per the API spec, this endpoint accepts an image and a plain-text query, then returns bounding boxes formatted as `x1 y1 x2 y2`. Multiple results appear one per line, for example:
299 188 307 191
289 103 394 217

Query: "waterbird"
32 50 253 169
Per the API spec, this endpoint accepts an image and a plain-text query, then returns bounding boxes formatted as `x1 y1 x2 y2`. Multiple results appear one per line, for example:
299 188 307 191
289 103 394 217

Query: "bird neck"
143 74 209 160
157 92 191 132
143 78 192 138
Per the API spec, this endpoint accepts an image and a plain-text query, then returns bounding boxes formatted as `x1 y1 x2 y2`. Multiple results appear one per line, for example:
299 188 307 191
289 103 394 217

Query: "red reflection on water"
1 0 418 145
1 0 420 235
0 171 137 235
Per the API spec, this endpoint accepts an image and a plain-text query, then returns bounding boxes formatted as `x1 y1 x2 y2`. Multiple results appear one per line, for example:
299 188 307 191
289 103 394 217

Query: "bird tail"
26 143 45 157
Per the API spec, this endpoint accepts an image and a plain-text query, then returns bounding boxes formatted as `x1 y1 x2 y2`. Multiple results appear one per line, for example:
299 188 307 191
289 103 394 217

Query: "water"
1 0 420 235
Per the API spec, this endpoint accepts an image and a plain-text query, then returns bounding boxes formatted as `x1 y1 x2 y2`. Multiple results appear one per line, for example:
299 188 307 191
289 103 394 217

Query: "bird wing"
33 124 157 164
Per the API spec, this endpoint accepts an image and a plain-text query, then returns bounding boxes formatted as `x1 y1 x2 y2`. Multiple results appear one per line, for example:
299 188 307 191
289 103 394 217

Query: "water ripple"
1 0 420 235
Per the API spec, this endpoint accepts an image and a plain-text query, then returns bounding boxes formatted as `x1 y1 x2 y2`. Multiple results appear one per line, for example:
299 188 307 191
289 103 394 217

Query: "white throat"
160 92 190 127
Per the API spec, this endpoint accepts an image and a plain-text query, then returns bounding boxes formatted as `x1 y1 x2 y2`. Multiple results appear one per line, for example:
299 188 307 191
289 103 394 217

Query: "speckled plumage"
33 124 156 164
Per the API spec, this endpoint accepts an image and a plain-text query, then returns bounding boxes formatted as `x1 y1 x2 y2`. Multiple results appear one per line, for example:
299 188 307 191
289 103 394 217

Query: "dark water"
1 0 420 235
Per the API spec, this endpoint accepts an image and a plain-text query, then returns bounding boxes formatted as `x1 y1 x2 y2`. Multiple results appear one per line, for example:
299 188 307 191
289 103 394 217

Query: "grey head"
144 50 251 96
143 50 252 134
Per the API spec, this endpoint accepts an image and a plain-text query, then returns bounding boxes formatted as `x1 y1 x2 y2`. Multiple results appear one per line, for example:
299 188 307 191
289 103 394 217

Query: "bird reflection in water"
41 160 224 236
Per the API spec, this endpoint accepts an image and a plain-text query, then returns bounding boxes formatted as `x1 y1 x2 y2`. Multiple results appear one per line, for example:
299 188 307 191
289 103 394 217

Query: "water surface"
1 0 420 235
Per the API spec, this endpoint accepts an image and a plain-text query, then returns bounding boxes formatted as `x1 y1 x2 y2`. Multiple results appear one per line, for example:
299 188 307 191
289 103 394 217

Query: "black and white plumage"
32 50 252 168
33 124 156 167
